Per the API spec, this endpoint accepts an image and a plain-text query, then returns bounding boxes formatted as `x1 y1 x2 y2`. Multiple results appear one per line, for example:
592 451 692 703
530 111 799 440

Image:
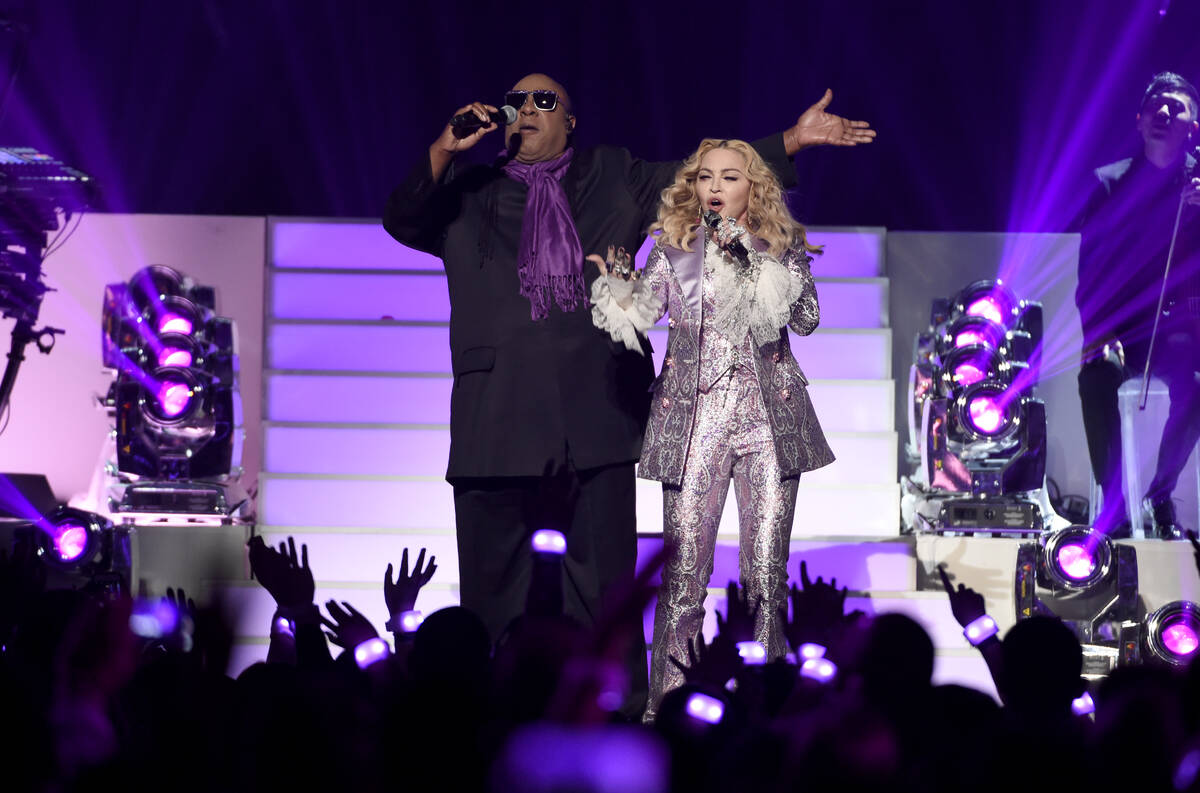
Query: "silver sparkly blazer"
636 237 836 486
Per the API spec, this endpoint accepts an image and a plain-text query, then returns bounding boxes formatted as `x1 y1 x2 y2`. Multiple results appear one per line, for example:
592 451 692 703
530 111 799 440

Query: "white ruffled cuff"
748 255 806 344
589 276 662 354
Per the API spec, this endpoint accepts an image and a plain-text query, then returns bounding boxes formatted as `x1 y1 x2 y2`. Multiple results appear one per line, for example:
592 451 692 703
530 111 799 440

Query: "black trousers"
451 460 647 716
1078 329 1200 526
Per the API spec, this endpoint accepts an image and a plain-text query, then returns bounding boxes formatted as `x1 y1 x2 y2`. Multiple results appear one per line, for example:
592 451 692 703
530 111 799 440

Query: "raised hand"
383 547 437 619
783 560 850 650
784 89 877 153
938 565 987 628
715 581 759 644
247 535 315 612
669 633 742 688
322 600 379 650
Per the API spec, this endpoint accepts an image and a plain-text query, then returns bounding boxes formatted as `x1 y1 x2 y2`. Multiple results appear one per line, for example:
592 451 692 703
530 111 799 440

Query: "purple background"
1 0 1197 232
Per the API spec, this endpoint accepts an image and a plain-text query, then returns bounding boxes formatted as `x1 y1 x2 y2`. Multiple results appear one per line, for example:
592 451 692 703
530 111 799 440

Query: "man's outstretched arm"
783 89 876 154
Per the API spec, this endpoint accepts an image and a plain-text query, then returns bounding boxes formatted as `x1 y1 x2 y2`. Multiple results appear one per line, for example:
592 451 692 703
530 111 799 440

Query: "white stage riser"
269 220 886 279
257 476 900 537
262 426 897 485
250 531 918 592
271 272 888 330
266 323 892 381
263 374 896 433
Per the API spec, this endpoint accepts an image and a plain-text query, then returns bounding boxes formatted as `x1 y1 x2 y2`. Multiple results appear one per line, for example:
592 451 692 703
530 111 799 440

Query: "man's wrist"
963 614 1000 647
276 603 320 624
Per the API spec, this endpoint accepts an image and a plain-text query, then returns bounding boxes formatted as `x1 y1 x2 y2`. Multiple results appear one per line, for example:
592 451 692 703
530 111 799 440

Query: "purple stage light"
156 380 193 418
53 523 89 562
354 637 390 669
158 347 194 368
966 393 1006 434
953 361 987 387
531 529 567 554
966 296 1005 325
157 312 194 335
800 657 837 683
954 329 989 348
736 641 767 665
1162 621 1199 657
798 642 827 660
1055 542 1096 580
685 692 725 724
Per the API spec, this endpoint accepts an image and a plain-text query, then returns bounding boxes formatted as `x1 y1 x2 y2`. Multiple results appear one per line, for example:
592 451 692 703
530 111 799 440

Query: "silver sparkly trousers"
646 366 799 719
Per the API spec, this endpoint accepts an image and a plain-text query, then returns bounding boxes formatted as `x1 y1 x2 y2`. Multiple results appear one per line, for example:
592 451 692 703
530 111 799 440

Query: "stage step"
264 372 894 433
269 270 886 329
268 322 891 381
256 474 899 538
262 425 894 484
269 220 885 278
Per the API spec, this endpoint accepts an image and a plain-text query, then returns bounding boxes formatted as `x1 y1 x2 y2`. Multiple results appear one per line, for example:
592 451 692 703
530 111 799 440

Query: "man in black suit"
1076 71 1200 539
383 72 873 715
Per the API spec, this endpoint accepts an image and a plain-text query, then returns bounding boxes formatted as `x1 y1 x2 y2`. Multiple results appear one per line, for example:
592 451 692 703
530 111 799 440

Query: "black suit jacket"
383 136 796 479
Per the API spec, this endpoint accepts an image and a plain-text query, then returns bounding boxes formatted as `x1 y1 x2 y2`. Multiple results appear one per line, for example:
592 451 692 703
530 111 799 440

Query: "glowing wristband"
385 609 423 634
800 657 837 683
798 642 827 661
1071 692 1094 716
736 641 767 665
353 637 390 669
685 692 725 724
963 615 999 646
531 529 567 554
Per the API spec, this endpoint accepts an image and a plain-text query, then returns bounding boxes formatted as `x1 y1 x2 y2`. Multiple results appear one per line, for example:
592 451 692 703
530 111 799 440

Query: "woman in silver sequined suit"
588 139 835 719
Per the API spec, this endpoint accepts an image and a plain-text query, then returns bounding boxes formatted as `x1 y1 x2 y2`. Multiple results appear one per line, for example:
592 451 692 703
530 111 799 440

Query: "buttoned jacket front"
637 235 836 485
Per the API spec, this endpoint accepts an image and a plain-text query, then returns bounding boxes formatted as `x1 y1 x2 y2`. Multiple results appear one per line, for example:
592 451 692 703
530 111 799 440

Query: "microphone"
702 209 751 266
450 105 517 139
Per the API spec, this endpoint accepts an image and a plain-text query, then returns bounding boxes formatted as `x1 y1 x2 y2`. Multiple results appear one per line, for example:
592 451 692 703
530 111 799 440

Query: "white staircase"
210 219 990 695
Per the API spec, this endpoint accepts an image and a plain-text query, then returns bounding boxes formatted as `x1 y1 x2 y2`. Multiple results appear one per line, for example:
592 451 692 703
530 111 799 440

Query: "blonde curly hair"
648 138 820 259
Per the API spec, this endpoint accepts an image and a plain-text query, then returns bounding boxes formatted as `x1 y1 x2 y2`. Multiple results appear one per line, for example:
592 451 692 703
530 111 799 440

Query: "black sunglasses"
505 90 560 113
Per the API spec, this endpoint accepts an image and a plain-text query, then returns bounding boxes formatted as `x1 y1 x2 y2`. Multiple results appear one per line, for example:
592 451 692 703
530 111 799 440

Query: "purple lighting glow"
158 347 194 368
798 642 827 660
1055 543 1096 580
1162 621 1199 657
156 381 193 418
685 692 725 724
157 313 194 335
1071 692 1095 717
966 394 1006 434
52 524 89 562
398 610 423 633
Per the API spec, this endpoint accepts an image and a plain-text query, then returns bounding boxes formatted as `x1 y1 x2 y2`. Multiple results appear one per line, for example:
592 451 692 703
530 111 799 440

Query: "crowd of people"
4 531 1200 792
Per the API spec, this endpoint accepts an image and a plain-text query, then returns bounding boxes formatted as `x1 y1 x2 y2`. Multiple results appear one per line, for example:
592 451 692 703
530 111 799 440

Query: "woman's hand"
713 217 749 253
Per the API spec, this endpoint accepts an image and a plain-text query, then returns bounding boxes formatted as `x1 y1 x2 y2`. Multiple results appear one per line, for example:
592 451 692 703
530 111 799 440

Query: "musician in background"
1076 71 1200 539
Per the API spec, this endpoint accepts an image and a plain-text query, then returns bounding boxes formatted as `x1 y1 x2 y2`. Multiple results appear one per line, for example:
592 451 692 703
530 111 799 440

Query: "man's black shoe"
1143 497 1183 540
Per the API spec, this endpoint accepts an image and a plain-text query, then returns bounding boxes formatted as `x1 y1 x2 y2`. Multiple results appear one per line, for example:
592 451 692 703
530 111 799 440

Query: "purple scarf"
502 148 585 320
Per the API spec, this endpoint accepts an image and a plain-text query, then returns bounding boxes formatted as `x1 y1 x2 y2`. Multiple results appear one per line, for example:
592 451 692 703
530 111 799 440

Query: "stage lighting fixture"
17 506 132 594
936 346 1009 396
939 314 1008 353
1143 601 1200 667
949 279 1043 351
1014 526 1138 640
